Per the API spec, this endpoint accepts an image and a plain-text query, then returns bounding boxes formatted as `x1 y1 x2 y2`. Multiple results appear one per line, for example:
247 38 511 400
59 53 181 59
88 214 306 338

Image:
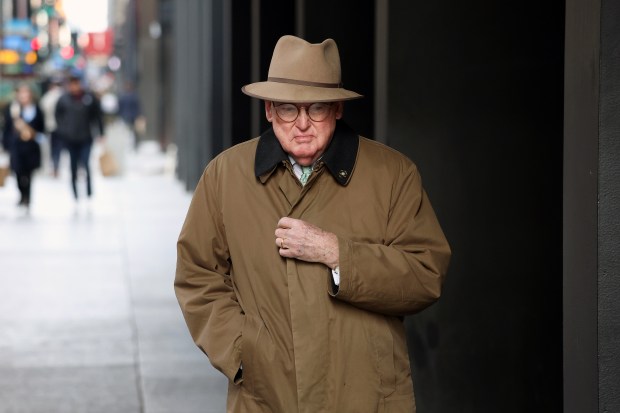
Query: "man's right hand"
274 217 339 270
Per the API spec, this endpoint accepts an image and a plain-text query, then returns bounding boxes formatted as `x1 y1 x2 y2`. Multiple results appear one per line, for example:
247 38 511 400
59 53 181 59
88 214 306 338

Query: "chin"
290 147 317 160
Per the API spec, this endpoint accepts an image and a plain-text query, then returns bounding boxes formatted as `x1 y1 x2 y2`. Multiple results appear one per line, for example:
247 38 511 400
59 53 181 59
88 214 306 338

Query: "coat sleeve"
90 95 104 136
2 106 13 150
174 163 244 383
329 164 451 317
30 106 45 133
54 96 65 130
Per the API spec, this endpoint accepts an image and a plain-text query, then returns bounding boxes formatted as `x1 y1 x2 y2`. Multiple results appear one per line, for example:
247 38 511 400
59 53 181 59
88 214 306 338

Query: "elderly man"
175 35 450 413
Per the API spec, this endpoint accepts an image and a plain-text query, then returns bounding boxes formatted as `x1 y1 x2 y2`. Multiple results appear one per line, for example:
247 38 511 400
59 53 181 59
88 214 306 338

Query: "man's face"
67 79 82 95
16 87 32 105
265 100 343 166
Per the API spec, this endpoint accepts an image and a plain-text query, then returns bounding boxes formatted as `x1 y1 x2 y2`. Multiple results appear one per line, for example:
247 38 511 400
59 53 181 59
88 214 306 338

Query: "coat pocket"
364 312 397 397
378 392 416 413
240 316 275 399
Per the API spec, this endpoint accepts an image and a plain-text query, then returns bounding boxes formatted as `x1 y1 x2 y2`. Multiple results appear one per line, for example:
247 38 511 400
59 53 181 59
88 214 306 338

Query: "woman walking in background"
1 83 45 209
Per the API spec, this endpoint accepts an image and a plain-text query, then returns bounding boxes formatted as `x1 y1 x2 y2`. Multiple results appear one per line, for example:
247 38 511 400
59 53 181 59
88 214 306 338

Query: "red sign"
82 29 114 56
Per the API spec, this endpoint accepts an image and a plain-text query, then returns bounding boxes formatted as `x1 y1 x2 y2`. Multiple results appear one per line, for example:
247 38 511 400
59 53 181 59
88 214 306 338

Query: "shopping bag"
0 152 10 187
0 166 9 187
99 150 119 177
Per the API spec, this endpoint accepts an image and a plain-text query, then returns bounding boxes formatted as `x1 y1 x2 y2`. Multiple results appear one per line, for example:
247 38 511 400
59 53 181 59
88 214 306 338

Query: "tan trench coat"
175 122 451 413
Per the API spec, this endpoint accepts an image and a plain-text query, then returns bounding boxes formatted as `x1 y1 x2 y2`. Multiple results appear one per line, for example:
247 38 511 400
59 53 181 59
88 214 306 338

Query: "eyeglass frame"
271 102 335 123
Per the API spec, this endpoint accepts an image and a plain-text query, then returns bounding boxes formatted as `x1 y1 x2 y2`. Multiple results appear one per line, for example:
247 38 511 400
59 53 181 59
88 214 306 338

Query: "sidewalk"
0 146 227 412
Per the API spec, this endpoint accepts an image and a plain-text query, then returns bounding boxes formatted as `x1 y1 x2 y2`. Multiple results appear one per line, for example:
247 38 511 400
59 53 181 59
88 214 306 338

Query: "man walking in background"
55 74 104 201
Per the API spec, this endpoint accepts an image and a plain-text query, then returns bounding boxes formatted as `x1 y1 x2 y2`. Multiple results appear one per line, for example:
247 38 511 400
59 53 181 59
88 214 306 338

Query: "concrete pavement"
0 146 227 412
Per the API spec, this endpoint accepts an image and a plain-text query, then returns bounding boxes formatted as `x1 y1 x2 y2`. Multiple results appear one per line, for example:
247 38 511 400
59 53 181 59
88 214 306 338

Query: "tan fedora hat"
242 35 363 103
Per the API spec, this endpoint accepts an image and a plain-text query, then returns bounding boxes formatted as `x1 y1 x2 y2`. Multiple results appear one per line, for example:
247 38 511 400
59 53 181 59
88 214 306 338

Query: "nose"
296 106 310 129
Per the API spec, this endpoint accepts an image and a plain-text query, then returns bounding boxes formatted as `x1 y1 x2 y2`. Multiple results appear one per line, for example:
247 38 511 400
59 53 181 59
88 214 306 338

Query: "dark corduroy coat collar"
254 121 359 186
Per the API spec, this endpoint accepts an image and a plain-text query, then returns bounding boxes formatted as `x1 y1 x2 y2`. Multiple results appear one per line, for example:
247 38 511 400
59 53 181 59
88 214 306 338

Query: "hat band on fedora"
268 77 343 89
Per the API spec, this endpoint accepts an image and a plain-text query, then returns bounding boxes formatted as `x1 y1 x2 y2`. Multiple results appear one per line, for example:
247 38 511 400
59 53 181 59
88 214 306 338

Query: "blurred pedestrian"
40 76 64 177
1 83 44 209
175 35 450 412
55 75 104 201
117 81 142 148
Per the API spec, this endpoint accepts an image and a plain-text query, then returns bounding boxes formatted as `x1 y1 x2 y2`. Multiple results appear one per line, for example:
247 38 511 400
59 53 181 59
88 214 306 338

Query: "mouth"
292 135 314 142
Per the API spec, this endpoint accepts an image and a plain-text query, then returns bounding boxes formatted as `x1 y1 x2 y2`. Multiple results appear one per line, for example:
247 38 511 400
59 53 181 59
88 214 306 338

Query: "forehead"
275 101 320 105
272 101 333 107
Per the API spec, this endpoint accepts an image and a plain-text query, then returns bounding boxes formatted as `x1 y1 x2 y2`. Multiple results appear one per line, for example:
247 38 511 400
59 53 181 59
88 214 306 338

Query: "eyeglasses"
273 102 333 122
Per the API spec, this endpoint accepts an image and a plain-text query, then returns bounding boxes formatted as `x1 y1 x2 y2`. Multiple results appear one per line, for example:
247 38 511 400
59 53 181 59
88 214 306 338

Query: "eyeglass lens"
274 103 332 122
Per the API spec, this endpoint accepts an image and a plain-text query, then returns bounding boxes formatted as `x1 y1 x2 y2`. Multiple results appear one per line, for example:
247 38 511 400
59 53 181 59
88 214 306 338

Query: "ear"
264 101 274 122
334 102 344 120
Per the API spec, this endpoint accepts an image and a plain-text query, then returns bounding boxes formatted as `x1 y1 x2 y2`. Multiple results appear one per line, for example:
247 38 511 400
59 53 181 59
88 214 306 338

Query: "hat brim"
242 81 363 103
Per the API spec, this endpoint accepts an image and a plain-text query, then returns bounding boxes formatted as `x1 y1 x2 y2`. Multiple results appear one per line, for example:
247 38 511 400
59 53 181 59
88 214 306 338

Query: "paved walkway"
0 145 227 412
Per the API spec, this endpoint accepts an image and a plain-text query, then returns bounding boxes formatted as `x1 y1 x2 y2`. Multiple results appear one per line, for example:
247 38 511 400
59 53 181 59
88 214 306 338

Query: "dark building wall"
598 0 620 410
563 0 599 411
564 0 620 409
388 1 564 411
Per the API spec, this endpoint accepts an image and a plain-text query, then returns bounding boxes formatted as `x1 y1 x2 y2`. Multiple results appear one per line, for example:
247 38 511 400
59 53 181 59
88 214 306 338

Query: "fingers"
276 236 297 260
278 238 302 260
276 237 286 249
277 216 296 229
274 237 287 249
278 246 295 259
275 218 298 258
275 217 327 263
275 217 300 251
274 228 287 239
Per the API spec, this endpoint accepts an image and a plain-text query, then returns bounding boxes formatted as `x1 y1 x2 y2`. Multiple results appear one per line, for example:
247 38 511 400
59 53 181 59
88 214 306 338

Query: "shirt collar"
254 121 359 186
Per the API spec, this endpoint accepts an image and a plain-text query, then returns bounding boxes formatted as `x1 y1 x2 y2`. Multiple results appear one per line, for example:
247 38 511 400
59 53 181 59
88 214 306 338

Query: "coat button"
338 170 348 178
